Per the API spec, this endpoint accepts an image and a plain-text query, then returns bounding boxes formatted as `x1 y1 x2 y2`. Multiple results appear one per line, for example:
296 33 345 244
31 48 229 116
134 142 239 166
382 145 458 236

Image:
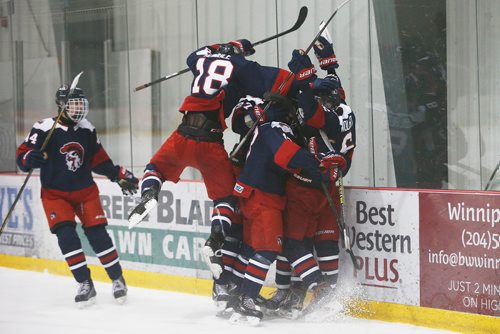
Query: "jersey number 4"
192 58 234 95
28 133 38 144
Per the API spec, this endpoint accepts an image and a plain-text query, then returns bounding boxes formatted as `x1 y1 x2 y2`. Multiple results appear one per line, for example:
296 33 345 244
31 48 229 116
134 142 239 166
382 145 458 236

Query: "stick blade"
294 6 308 29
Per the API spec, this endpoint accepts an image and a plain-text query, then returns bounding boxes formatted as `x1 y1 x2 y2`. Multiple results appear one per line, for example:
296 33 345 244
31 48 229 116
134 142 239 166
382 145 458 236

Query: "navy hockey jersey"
297 89 356 181
179 46 299 125
234 122 322 197
16 118 119 192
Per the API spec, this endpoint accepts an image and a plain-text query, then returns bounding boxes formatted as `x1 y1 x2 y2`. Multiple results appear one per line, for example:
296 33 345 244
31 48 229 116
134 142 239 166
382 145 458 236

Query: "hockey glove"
234 96 266 128
288 49 317 83
313 36 339 71
115 166 139 196
321 166 340 183
320 151 347 171
24 150 47 169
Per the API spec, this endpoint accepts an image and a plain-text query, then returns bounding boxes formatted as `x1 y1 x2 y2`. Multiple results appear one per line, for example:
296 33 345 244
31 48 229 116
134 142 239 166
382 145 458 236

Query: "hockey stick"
133 6 308 92
321 181 360 270
318 129 361 269
229 0 352 160
0 72 84 237
485 159 500 190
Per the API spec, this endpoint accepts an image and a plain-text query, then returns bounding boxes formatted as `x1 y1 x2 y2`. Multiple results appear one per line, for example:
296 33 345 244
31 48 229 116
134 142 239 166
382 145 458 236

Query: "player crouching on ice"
16 82 138 308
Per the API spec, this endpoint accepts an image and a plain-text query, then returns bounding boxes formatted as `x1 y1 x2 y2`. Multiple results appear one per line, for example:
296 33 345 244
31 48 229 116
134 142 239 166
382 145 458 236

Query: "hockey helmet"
218 39 255 57
55 85 89 123
316 74 341 110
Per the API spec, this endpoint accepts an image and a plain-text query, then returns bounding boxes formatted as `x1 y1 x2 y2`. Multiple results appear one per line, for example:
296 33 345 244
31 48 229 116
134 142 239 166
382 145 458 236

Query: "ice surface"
0 267 457 334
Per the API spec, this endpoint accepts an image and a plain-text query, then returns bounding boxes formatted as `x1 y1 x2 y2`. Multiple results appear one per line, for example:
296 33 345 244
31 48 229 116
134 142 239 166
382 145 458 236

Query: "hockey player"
269 41 356 317
16 84 138 307
212 59 337 311
228 87 341 324
127 39 302 283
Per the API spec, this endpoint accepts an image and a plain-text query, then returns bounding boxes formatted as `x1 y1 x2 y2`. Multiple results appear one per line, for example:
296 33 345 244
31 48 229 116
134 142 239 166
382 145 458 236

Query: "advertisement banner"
345 189 420 305
420 192 500 316
0 175 49 257
77 178 212 276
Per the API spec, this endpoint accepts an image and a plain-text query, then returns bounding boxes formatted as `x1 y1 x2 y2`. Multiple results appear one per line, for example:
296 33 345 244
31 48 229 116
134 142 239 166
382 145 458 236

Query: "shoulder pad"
270 121 294 136
33 118 55 131
77 119 96 131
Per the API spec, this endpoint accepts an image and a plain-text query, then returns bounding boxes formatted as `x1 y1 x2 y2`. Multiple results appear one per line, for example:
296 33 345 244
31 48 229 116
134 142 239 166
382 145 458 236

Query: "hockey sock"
314 240 340 288
84 225 122 280
240 251 276 299
219 222 243 282
54 222 91 283
141 163 163 194
231 243 253 287
275 254 292 289
284 238 322 290
211 196 237 235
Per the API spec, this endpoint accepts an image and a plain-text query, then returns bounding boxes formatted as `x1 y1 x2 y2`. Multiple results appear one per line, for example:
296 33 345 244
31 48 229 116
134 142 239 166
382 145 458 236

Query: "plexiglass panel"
2 0 499 191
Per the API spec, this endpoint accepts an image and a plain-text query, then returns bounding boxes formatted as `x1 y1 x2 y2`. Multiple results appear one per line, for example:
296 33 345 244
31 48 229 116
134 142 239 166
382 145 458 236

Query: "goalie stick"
229 0 353 160
133 6 308 92
0 72 84 237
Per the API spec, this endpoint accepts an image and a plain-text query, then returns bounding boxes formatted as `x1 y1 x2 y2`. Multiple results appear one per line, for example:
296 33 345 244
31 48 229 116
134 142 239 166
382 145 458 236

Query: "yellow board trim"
0 254 498 333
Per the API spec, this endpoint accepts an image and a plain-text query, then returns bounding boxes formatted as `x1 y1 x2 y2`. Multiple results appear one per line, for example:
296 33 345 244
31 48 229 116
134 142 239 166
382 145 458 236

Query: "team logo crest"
59 142 85 172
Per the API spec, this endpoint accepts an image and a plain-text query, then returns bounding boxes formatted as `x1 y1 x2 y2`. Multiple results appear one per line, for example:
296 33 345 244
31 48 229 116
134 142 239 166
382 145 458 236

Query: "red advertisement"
419 192 500 316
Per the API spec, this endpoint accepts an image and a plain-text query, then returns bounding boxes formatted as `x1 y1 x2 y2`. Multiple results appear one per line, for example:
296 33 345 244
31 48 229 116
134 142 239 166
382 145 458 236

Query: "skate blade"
228 312 261 326
128 199 157 229
216 306 234 319
278 308 300 320
114 295 127 305
201 246 223 279
76 296 96 309
214 299 228 311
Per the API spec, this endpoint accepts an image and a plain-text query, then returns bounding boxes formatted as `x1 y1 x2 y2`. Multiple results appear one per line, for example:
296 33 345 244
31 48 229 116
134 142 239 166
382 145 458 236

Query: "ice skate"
301 281 334 316
212 281 238 310
229 295 263 326
263 287 305 320
276 287 306 319
75 280 96 308
128 189 158 229
263 288 289 313
112 276 128 305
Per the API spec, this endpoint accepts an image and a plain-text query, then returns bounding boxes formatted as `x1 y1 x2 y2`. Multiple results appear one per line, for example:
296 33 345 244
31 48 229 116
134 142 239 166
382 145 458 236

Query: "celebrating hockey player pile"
126 18 356 327
5 3 356 326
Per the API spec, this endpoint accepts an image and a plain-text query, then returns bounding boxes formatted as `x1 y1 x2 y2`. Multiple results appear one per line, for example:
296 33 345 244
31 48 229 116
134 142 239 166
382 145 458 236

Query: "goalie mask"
55 85 89 123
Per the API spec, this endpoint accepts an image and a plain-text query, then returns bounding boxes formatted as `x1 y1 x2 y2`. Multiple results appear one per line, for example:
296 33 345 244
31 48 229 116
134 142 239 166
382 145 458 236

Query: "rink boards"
0 174 498 333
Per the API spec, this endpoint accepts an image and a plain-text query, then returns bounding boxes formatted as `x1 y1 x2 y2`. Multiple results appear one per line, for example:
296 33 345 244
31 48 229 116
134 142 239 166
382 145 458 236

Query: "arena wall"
0 174 498 333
